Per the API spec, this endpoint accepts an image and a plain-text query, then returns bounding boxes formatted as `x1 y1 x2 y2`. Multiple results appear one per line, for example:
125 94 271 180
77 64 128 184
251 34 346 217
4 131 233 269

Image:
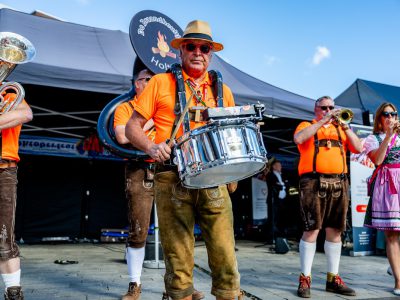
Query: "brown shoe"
326 274 356 296
122 282 141 300
238 289 245 300
192 289 205 300
4 286 24 300
297 273 311 298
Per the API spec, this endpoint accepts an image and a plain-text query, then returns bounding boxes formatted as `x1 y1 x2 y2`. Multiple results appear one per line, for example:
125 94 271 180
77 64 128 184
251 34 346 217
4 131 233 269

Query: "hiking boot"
121 282 141 300
297 273 311 298
4 286 24 300
326 274 356 296
192 289 205 300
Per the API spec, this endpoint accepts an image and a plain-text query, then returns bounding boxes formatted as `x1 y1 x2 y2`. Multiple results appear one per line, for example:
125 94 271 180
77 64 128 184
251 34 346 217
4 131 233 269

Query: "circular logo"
129 10 183 74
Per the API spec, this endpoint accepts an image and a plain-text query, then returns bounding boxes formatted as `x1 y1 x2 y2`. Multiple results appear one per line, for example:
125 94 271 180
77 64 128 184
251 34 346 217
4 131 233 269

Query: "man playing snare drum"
126 20 243 300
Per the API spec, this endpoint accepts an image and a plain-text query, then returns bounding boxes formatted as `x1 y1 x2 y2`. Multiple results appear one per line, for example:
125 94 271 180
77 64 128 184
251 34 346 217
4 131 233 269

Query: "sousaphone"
97 11 183 158
0 32 36 114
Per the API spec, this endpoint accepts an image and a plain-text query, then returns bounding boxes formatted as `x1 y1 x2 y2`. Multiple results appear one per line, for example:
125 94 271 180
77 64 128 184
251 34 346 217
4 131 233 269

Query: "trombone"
0 32 36 114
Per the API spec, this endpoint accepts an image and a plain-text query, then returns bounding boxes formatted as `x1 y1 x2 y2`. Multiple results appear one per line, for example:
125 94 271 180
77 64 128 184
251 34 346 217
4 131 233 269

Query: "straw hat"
171 20 223 52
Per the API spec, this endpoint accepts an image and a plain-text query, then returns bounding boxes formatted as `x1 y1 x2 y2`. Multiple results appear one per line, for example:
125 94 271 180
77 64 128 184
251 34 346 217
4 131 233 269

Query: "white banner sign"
251 177 268 224
350 124 376 256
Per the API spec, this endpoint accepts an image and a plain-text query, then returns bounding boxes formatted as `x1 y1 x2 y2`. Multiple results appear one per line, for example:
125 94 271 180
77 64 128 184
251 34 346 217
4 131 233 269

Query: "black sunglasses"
137 77 151 82
318 105 335 111
183 43 212 54
381 111 398 118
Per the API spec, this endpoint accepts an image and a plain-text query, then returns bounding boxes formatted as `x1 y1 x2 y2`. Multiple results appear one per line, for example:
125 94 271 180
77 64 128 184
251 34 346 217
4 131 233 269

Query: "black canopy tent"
0 7 326 240
1 7 319 135
335 79 400 123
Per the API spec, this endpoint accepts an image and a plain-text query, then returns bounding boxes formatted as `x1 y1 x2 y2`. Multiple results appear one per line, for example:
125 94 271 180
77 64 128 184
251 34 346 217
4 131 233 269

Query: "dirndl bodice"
364 134 400 230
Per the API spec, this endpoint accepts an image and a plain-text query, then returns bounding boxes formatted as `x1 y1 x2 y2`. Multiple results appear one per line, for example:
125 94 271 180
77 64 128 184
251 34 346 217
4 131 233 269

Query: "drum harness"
163 64 224 168
168 63 224 137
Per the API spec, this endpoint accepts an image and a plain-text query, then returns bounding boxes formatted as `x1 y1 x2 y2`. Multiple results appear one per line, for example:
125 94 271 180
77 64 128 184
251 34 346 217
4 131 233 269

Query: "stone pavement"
12 240 399 299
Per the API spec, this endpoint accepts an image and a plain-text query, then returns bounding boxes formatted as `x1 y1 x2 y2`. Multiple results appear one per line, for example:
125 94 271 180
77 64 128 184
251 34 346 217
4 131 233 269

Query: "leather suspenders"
312 124 345 174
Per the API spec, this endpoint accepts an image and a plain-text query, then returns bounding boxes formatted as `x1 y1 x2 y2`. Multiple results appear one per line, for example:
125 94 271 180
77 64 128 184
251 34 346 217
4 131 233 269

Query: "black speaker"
275 237 290 254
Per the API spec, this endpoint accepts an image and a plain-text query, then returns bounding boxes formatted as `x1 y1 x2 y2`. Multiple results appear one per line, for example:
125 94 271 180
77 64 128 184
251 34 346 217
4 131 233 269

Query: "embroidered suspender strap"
333 125 345 174
208 70 224 107
168 64 190 137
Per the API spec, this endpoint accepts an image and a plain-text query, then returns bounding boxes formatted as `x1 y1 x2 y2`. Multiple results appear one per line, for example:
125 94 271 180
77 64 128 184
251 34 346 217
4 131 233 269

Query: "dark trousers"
125 163 154 248
0 167 20 260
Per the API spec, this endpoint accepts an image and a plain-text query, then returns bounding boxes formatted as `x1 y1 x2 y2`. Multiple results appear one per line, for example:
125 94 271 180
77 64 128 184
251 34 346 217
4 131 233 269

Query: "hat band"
182 33 213 42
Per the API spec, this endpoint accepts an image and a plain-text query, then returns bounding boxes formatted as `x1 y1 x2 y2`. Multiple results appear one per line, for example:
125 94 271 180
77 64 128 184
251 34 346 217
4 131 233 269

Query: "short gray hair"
315 96 334 107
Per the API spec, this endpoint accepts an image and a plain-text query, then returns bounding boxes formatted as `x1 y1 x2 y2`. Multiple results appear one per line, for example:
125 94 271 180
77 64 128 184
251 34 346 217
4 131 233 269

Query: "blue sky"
1 0 400 100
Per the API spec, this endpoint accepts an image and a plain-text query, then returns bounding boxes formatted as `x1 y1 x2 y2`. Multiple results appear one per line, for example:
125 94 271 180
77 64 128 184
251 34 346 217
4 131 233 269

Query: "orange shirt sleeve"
113 101 134 129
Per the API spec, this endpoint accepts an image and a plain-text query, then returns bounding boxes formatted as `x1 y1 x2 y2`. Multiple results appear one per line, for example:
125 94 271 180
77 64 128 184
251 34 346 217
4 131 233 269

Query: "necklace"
185 79 207 106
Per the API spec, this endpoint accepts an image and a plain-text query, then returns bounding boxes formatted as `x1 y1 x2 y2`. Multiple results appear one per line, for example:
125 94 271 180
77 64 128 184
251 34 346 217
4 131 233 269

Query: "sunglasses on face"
381 111 398 118
183 43 212 54
318 105 335 111
137 77 151 82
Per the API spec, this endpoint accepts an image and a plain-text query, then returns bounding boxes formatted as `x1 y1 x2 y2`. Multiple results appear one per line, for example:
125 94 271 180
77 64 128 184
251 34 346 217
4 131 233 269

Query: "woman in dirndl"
364 102 400 295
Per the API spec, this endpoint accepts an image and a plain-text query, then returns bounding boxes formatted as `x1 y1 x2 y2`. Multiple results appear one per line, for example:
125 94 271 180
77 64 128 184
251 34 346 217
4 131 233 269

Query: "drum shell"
175 120 267 188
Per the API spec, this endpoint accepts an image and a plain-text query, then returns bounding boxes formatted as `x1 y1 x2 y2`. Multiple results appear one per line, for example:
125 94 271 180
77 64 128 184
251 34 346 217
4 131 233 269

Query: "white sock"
126 247 145 284
300 239 316 276
1 269 21 288
324 240 342 275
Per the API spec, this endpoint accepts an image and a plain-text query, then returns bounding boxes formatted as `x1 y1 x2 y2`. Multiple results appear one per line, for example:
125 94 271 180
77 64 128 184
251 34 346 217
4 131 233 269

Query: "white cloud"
263 55 280 66
312 46 331 65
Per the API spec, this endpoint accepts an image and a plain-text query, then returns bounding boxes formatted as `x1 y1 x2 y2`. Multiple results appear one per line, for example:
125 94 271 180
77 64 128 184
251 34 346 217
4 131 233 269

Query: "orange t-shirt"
113 96 155 141
1 94 26 162
294 120 349 175
134 70 235 144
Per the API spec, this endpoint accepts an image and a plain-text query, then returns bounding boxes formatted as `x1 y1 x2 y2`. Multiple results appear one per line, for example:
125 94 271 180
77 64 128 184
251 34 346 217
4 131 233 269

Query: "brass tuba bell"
0 32 36 114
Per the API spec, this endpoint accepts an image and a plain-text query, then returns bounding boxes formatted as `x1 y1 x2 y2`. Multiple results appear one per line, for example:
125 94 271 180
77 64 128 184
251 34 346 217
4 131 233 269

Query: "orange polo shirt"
134 70 235 144
113 96 156 141
1 94 26 162
295 120 349 175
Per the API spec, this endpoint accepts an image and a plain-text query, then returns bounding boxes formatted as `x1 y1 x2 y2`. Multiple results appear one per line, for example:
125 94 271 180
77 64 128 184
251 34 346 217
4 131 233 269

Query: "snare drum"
175 119 267 188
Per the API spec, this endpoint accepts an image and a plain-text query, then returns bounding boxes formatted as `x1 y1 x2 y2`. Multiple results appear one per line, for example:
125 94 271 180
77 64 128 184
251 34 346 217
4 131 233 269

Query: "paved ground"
11 239 399 299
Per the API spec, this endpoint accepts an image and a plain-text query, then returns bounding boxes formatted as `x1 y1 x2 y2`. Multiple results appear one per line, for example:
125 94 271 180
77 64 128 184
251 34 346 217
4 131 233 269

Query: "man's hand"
148 141 171 162
322 108 340 125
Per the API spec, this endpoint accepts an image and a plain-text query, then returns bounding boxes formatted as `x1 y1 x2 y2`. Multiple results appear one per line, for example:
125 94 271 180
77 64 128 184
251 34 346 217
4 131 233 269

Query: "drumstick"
168 93 195 147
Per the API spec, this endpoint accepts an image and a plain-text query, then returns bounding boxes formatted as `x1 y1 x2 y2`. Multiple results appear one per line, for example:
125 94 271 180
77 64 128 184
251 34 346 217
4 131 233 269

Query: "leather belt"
0 161 17 168
300 172 347 179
